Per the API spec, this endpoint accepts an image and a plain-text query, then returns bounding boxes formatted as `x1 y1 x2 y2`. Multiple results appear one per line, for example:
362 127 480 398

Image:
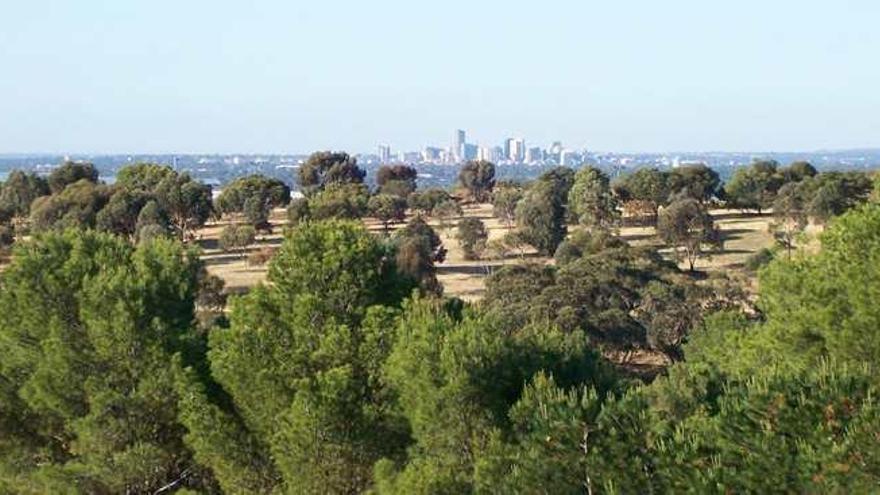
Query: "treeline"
1 153 879 493
1 154 876 266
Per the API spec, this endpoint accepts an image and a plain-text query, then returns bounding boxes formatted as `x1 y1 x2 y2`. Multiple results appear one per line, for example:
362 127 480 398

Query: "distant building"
423 146 442 162
378 144 391 164
560 149 580 166
454 129 466 161
477 146 492 162
508 138 525 162
464 143 478 161
525 147 543 164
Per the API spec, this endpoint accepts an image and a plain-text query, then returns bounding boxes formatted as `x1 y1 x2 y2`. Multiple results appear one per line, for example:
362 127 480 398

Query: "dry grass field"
199 204 785 300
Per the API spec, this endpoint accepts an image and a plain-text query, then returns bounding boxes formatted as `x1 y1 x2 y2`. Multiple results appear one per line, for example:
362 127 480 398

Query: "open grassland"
200 204 784 300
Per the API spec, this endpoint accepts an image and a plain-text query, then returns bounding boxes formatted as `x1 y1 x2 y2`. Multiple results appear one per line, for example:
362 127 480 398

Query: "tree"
456 217 488 260
135 199 170 241
375 297 609 494
433 198 462 237
368 193 407 233
612 168 671 225
219 224 256 259
723 160 783 213
0 230 208 493
658 198 722 271
492 182 523 229
287 196 310 226
407 188 451 216
771 182 808 258
96 187 149 238
0 170 49 220
297 151 365 196
47 160 99 193
780 161 817 183
155 172 213 241
29 179 111 232
114 163 212 241
309 183 370 220
376 165 418 197
177 221 416 494
554 228 626 266
801 171 873 223
569 166 619 230
393 217 445 294
0 223 13 253
215 174 290 227
515 180 567 256
457 160 495 202
668 163 720 203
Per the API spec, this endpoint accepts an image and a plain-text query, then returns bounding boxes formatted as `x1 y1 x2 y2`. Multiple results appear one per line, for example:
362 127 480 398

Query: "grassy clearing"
200 204 781 299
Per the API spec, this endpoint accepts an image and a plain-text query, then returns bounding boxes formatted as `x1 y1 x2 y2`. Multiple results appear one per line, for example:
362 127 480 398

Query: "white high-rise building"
454 129 466 161
378 144 391 164
508 138 525 162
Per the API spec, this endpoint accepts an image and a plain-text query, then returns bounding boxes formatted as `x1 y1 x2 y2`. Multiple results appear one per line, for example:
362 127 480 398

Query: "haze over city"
2 0 880 154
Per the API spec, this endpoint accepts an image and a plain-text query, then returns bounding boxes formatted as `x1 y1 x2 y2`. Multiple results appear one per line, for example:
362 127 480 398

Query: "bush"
744 247 775 271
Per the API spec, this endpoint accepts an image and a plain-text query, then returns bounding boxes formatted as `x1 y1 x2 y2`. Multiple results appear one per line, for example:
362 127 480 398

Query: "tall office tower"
477 146 492 162
378 144 391 164
503 138 514 160
509 138 525 162
454 129 466 161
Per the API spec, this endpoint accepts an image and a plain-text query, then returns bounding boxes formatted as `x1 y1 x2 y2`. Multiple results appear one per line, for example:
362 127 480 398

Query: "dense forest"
0 153 879 493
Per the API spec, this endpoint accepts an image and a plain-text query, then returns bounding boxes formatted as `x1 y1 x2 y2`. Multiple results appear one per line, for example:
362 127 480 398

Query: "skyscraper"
508 138 525 163
454 129 466 162
378 144 391 164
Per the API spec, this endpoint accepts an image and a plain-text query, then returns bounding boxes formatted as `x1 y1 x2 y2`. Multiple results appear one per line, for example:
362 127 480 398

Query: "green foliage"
0 170 49 218
724 159 783 213
568 166 619 230
456 217 488 260
458 160 496 202
392 217 445 294
219 224 256 257
515 180 567 256
297 151 365 196
47 161 99 193
179 221 415 493
216 174 290 227
801 171 873 223
744 246 776 272
375 298 610 494
771 181 808 257
29 179 112 232
758 202 880 364
612 167 671 223
554 228 625 266
309 183 370 220
286 196 310 226
368 193 407 232
491 182 523 229
0 230 206 493
658 198 721 271
407 187 452 216
376 165 418 197
114 163 212 240
667 163 720 203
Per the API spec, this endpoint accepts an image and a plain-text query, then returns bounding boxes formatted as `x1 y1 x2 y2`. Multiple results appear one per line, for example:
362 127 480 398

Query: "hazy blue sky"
1 0 879 154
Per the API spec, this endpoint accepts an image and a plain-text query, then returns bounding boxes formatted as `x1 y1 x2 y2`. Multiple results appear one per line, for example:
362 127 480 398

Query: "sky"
1 0 879 154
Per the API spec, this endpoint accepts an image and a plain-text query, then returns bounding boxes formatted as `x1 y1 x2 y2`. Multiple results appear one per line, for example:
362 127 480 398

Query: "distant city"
2 129 880 191
376 129 578 167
